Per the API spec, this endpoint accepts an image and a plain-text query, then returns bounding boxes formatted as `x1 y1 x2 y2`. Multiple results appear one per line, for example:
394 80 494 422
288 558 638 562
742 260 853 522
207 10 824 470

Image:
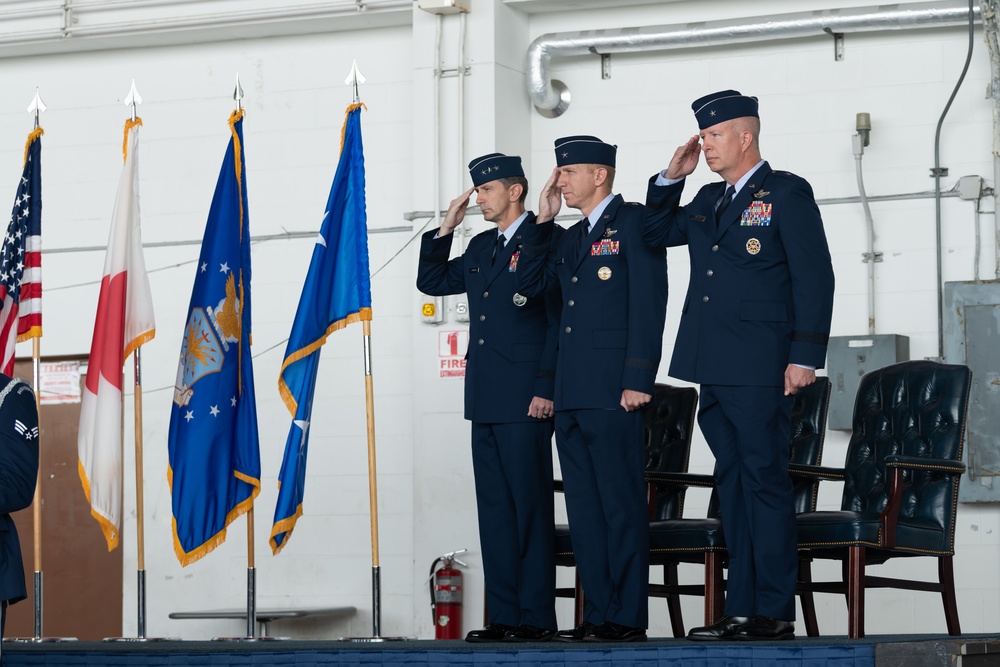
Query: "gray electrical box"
943 280 1000 503
827 334 910 430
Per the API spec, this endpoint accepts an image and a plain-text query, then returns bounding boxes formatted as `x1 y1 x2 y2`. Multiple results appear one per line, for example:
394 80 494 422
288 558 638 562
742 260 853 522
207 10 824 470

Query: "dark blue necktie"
716 185 736 221
491 234 506 265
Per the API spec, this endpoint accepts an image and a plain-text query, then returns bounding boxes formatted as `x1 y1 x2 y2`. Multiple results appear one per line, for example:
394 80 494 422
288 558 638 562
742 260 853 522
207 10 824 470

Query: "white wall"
0 0 995 640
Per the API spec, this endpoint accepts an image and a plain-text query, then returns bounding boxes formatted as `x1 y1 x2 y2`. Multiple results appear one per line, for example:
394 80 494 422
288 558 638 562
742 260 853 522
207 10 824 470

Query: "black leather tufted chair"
645 378 831 635
554 383 698 632
794 360 971 639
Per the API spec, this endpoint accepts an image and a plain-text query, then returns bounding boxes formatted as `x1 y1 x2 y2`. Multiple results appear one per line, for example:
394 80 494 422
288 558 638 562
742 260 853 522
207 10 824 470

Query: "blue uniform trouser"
472 420 557 630
698 384 796 620
554 408 648 629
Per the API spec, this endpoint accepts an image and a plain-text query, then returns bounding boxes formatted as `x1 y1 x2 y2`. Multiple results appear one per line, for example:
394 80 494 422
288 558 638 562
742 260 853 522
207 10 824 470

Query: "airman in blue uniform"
517 136 667 643
0 374 39 645
417 153 562 643
645 90 835 641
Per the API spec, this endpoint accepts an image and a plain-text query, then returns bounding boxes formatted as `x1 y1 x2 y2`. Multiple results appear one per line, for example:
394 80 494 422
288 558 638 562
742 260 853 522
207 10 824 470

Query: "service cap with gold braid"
692 89 759 130
468 152 524 187
554 135 616 168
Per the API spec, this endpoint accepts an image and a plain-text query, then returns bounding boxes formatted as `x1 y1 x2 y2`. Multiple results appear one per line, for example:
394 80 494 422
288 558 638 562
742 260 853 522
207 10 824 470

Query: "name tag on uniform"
556 258 566 265
469 267 480 273
690 214 706 222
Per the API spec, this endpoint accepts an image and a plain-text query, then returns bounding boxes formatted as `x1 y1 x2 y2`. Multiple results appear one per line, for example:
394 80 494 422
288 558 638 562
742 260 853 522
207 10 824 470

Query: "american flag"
0 129 42 376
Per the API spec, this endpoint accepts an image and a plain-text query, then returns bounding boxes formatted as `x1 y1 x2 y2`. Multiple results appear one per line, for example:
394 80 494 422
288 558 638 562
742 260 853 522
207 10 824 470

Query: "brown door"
6 357 123 640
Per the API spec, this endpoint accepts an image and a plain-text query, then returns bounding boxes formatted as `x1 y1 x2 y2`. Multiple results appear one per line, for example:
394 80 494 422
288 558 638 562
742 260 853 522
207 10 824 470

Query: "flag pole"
133 349 148 637
31 339 42 639
213 74 267 643
7 89 75 644
339 61 401 643
29 92 44 641
362 319 383 639
234 74 259 642
102 81 167 644
348 75 385 638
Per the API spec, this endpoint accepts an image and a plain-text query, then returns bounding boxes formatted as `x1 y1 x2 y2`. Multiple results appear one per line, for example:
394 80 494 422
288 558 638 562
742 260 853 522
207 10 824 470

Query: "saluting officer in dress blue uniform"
645 91 835 641
516 137 667 643
417 153 562 643
0 373 40 646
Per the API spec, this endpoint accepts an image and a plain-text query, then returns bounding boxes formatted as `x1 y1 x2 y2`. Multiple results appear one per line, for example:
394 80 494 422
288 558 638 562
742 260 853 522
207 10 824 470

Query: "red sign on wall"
438 331 468 378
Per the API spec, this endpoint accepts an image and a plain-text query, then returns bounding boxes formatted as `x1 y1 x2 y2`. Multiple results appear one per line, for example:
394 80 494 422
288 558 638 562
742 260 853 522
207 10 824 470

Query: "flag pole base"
343 566 409 641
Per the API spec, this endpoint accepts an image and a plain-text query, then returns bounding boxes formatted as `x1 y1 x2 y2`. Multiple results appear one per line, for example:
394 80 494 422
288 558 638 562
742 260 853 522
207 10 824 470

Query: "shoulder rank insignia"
14 419 38 441
753 189 769 198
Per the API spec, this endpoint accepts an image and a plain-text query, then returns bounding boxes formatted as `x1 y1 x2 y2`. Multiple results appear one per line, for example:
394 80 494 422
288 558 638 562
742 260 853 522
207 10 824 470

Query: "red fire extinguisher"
429 549 467 639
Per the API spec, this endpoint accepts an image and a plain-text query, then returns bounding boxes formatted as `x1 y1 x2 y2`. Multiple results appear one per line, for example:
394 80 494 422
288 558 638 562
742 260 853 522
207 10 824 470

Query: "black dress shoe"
553 621 597 642
687 615 751 641
736 616 795 640
585 621 647 642
504 625 557 642
465 623 514 642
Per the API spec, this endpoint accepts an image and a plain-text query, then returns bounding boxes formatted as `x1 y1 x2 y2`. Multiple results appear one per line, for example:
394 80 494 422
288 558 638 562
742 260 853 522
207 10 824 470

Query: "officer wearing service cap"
417 152 563 643
516 135 667 643
645 90 835 641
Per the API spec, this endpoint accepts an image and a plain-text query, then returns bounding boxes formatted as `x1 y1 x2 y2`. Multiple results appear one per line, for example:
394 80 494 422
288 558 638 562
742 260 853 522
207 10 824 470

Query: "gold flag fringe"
78 459 120 552
122 117 143 163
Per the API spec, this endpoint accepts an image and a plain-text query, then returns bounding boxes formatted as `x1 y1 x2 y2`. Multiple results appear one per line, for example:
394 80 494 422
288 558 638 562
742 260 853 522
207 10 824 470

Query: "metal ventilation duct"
526 1 981 117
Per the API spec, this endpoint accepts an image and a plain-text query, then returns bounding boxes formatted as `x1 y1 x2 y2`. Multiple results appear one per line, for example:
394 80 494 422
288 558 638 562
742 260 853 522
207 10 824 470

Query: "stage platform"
3 634 999 667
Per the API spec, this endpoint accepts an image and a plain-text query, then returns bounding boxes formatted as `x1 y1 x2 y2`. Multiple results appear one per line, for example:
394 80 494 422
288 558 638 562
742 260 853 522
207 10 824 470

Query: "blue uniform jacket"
517 195 668 410
645 162 835 387
417 214 562 423
0 375 39 605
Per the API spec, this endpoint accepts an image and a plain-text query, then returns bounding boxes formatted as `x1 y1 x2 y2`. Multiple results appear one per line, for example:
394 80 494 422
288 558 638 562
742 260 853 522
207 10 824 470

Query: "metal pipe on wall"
526 1 981 116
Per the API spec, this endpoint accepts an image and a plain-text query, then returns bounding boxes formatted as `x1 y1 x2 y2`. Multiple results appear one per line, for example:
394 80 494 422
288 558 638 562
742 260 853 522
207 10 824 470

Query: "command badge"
513 293 527 307
746 238 761 255
598 266 612 280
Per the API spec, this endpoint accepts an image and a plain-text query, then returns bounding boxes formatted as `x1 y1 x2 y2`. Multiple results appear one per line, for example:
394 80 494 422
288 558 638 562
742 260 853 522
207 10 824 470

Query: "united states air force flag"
168 109 261 566
270 103 371 554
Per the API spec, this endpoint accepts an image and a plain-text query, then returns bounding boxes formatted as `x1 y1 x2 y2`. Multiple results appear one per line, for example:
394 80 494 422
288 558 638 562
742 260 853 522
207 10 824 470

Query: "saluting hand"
537 167 563 222
439 186 475 236
664 135 701 181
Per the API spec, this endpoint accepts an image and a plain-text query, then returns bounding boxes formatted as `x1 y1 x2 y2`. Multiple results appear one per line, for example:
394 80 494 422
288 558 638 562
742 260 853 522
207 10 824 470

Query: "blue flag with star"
167 110 261 566
270 103 371 554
